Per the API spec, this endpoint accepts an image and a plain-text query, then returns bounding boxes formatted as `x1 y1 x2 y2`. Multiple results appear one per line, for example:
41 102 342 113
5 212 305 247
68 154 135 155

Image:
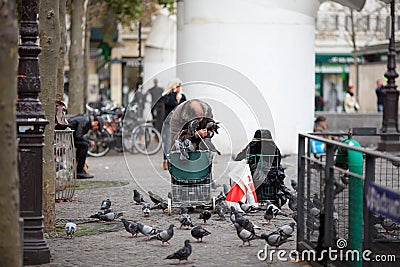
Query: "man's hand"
90 141 95 148
196 129 208 138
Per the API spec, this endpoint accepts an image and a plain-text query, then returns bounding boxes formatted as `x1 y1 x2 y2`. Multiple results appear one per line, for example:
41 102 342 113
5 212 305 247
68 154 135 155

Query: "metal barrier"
54 129 76 201
297 133 400 266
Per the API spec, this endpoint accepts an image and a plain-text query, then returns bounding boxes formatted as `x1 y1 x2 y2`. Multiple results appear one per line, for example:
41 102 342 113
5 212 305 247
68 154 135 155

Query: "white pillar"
176 0 319 155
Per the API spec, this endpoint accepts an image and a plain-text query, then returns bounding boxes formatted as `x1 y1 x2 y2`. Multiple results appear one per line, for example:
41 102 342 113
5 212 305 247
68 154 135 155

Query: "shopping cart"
167 150 216 215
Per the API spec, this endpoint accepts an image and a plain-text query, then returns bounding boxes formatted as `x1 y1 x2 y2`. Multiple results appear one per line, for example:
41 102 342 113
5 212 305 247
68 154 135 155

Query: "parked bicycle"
85 102 162 157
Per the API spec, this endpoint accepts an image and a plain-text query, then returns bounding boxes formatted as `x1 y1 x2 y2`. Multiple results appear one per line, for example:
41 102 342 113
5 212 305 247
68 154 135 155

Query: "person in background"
67 114 103 179
343 85 358 113
162 78 187 170
375 79 385 112
314 89 324 111
313 115 338 141
146 79 164 133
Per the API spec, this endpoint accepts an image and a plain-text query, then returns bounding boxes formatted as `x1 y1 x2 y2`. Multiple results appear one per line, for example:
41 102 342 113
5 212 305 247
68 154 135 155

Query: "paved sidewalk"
40 151 308 267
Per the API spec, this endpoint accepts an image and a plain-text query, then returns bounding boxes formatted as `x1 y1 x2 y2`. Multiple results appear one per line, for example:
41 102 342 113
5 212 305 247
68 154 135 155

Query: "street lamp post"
378 0 400 152
17 0 50 264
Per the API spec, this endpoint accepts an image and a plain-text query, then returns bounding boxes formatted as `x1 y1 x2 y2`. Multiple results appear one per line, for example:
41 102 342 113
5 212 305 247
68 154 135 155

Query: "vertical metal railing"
54 130 76 201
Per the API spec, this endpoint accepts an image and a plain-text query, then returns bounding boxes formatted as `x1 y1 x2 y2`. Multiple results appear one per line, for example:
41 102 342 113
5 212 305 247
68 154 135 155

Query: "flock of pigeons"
64 182 301 264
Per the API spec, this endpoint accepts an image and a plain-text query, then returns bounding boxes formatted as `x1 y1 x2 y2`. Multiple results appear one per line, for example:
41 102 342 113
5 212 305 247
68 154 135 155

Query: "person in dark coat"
67 114 103 179
146 79 164 133
375 79 385 112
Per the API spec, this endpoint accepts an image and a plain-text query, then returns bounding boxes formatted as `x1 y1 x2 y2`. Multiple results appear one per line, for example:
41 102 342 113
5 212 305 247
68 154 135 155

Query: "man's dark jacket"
67 114 91 144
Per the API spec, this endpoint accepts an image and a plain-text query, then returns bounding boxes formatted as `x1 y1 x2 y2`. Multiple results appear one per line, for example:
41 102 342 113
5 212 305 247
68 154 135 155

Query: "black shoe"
77 172 94 179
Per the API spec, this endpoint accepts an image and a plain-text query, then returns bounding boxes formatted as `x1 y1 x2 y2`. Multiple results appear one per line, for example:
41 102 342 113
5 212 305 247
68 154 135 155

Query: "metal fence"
297 133 400 267
55 129 76 201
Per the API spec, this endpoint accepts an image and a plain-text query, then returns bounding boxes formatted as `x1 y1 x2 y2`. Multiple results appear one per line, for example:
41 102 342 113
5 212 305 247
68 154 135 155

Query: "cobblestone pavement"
41 151 308 267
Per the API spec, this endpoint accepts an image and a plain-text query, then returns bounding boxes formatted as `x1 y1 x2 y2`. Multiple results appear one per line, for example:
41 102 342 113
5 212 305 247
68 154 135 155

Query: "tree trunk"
57 0 67 102
39 0 61 233
68 0 88 114
0 0 22 265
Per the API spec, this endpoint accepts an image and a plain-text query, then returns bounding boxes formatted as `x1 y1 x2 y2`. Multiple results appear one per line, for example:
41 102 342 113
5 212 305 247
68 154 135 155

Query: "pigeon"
142 202 151 217
215 191 226 204
277 222 296 238
101 199 112 210
136 221 162 240
234 222 260 247
167 192 172 199
215 202 228 221
179 207 193 229
175 138 195 160
101 208 112 215
333 181 346 195
199 210 212 225
99 212 123 223
187 119 199 137
65 221 77 238
206 121 220 134
264 201 288 224
290 179 298 192
165 239 193 264
306 217 320 236
133 189 145 204
148 191 164 205
340 172 349 185
230 206 239 224
89 211 102 219
261 231 291 248
151 201 168 213
149 224 175 246
288 193 297 212
191 225 211 242
381 218 400 233
121 218 138 238
238 200 259 214
312 193 322 209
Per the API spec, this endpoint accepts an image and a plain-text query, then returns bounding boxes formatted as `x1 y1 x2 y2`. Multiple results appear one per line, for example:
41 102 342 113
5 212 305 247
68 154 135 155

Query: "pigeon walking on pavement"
264 200 288 224
260 230 292 248
215 202 228 221
277 222 296 238
238 200 259 214
65 221 77 238
165 240 193 264
142 202 151 217
100 199 112 210
149 224 175 246
234 223 260 247
151 201 168 213
133 189 145 204
148 191 164 205
199 209 212 225
121 218 138 238
99 212 123 224
179 208 194 229
136 221 162 240
191 225 211 242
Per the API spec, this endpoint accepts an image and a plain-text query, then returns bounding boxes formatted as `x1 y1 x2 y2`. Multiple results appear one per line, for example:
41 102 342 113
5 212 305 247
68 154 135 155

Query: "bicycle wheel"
132 124 162 155
87 130 111 157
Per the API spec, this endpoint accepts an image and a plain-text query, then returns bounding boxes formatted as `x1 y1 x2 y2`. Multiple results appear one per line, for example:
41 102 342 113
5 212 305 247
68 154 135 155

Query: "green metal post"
336 135 363 267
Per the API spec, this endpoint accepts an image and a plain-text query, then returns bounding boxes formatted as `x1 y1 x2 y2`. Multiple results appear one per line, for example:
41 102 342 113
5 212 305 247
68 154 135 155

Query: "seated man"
67 114 103 179
169 99 220 154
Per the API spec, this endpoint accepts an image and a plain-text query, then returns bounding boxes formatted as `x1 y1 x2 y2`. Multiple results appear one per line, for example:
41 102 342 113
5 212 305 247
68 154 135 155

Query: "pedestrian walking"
146 79 164 133
343 85 359 113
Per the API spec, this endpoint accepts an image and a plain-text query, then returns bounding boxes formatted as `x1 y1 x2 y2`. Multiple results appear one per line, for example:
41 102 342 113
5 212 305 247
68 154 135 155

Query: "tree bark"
39 0 61 233
68 0 88 114
0 0 22 265
57 0 67 102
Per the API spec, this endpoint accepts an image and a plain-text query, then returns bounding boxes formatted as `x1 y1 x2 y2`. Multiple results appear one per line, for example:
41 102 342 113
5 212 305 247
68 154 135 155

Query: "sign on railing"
365 182 400 223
